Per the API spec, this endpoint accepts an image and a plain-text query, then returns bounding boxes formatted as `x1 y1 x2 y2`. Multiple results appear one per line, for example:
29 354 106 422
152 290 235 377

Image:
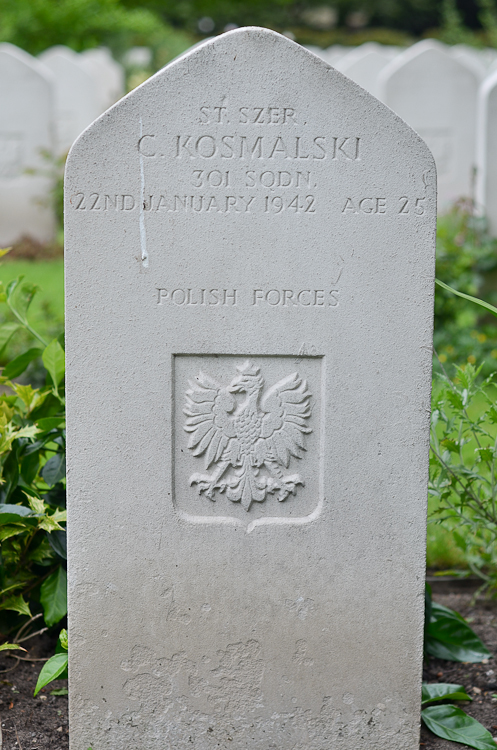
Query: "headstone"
0 43 55 245
39 46 101 153
324 44 347 66
451 46 486 80
81 47 125 110
481 48 497 69
335 42 398 98
476 69 497 236
123 46 153 69
379 40 478 207
65 27 435 750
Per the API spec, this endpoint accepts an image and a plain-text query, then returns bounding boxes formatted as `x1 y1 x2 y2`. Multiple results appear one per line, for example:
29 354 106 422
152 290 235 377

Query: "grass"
0 259 64 359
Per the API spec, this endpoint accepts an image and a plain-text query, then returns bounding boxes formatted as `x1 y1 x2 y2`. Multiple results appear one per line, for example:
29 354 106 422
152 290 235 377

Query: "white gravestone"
476 69 497 237
39 46 101 154
451 45 486 80
80 47 125 111
379 40 478 207
65 27 435 750
0 44 55 245
335 42 398 98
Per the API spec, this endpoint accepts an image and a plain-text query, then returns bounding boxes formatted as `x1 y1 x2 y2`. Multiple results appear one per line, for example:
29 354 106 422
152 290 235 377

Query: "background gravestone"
335 42 396 98
379 40 477 207
476 69 497 237
0 44 55 245
39 46 101 154
80 47 125 111
65 27 435 750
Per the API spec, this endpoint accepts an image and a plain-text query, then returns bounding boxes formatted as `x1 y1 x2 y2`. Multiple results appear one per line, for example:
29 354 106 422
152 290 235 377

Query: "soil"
0 632 67 750
421 592 497 749
0 591 495 750
3 237 63 262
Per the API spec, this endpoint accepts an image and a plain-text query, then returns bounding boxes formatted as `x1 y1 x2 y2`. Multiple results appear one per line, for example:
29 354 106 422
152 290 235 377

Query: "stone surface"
0 43 55 245
379 40 478 207
476 69 497 237
39 46 101 153
65 27 435 750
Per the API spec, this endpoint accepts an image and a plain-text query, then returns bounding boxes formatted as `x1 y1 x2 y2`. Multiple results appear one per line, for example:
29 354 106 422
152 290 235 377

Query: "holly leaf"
2 593 31 617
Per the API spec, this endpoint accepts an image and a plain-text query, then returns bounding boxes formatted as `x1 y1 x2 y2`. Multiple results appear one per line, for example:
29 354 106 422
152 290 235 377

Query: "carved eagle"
183 360 312 511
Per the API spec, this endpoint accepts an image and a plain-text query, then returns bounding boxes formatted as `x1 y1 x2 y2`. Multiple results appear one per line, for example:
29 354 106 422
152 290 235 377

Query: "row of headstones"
307 39 497 235
2 36 497 244
0 43 124 246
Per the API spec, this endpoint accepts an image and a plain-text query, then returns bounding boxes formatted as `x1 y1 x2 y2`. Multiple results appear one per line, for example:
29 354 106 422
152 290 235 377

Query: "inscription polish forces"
156 288 340 307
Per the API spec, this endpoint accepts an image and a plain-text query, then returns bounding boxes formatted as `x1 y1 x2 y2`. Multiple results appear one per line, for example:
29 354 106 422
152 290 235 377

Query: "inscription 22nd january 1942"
183 360 312 511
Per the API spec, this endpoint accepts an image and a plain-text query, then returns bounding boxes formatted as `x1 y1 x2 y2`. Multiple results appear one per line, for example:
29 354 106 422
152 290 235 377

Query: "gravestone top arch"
0 44 55 244
65 27 435 750
379 39 478 206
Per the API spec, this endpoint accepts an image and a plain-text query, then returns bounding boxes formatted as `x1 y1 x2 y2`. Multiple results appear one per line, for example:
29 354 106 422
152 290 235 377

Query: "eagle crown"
227 360 264 397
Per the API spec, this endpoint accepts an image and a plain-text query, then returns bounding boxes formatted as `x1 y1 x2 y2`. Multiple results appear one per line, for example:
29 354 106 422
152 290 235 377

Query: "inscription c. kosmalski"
183 360 312 511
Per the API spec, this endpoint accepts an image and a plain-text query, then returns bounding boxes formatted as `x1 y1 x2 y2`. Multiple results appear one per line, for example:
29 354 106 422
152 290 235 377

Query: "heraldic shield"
173 354 324 532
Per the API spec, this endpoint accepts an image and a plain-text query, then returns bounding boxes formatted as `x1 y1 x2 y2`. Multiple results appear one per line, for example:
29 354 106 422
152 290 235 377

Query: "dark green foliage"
424 584 491 661
0 0 167 55
434 203 497 378
423 588 495 747
0 274 66 640
429 361 497 593
34 628 68 696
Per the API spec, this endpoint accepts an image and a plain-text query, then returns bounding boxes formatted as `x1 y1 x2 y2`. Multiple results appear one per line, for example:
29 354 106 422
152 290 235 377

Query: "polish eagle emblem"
183 360 312 511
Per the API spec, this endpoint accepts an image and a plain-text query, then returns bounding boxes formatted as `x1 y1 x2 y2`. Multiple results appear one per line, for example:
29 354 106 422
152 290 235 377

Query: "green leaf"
422 682 472 706
422 704 497 750
1 444 19 502
21 451 40 485
2 593 31 617
0 642 26 652
40 567 67 627
50 688 68 695
0 504 38 526
0 323 20 354
426 602 491 662
34 652 68 696
3 348 42 380
0 525 28 541
435 279 497 319
42 340 65 387
475 447 494 463
47 529 66 560
41 453 66 486
58 628 68 652
11 282 38 321
36 417 65 432
441 438 459 453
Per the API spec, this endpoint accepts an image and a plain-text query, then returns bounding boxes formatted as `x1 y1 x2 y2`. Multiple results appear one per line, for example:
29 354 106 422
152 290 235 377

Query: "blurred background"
2 0 497 68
